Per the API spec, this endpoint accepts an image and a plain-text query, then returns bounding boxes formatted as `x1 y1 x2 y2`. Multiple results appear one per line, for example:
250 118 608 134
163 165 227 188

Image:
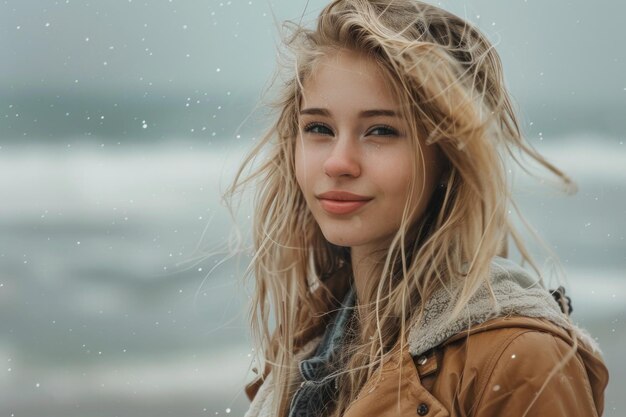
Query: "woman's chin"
320 230 385 253
319 229 360 248
321 234 354 248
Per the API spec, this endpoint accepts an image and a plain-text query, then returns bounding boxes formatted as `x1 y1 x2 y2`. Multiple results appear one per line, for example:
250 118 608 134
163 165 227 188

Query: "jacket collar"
300 256 575 374
407 256 572 356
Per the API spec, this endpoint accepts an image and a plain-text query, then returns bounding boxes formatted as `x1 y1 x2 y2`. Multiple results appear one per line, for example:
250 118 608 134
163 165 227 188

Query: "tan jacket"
245 315 609 417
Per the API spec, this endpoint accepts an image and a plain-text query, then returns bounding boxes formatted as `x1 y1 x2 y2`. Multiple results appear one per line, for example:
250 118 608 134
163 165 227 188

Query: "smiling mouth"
318 198 371 215
316 191 373 215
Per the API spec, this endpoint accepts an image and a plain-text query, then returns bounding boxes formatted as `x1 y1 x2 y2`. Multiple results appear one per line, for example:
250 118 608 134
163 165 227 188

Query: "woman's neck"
350 246 384 305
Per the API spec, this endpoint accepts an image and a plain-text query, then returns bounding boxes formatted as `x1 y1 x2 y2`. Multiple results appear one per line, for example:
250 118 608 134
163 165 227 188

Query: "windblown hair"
225 1 575 416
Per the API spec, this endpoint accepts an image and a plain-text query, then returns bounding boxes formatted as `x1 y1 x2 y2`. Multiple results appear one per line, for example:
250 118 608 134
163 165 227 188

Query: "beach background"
1 1 624 416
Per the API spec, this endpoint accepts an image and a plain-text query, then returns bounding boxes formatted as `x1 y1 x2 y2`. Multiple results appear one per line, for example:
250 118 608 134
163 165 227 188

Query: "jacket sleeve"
473 329 606 417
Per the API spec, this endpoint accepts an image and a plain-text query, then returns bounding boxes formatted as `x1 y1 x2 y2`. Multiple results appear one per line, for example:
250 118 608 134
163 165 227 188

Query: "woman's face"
295 49 443 255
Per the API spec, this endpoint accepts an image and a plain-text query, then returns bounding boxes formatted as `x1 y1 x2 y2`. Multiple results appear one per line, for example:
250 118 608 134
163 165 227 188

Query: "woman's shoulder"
435 316 609 417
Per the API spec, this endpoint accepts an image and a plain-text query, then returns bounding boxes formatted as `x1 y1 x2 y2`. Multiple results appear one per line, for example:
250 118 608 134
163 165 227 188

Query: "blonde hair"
224 1 575 416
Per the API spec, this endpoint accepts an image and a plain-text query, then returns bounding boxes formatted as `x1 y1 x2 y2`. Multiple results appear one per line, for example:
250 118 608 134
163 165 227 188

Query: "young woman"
226 1 609 416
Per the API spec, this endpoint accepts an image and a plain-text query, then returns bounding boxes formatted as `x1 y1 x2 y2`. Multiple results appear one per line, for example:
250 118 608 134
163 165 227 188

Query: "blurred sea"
0 136 624 416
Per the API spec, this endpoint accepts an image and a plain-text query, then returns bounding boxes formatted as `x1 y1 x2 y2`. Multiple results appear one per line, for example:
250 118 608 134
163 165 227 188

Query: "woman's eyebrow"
359 109 398 118
299 108 331 116
299 108 399 118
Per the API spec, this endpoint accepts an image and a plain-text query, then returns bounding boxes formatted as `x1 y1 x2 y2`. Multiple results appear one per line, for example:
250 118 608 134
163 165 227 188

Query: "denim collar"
299 286 356 381
288 286 356 417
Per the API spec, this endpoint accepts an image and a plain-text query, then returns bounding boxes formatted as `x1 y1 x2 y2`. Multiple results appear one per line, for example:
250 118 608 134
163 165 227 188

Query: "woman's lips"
316 191 373 215
318 199 370 215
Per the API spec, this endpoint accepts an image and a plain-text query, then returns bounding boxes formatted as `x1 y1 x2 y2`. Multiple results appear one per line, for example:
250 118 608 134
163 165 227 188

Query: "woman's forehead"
299 50 401 114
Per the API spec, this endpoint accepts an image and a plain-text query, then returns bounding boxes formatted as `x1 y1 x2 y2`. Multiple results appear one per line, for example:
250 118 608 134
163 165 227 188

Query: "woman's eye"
368 125 398 136
303 123 333 135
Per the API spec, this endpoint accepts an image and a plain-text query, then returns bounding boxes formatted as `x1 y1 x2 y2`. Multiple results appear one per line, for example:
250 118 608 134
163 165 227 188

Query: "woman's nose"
322 137 361 178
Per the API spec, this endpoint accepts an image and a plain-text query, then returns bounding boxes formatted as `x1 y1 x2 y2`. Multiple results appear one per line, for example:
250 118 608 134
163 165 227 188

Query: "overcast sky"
2 0 625 100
